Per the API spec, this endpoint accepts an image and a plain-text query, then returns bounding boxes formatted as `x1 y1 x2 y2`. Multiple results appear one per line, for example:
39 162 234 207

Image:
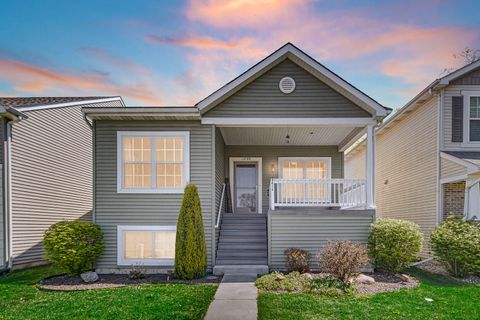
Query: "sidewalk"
204 274 258 320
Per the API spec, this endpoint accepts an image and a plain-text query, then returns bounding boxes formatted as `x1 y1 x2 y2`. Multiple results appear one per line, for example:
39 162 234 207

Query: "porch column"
365 124 375 208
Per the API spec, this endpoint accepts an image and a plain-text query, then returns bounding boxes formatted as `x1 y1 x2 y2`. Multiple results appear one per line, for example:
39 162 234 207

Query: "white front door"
229 157 263 213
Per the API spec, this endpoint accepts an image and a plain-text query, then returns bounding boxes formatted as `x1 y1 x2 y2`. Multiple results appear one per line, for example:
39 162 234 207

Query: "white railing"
215 183 226 228
269 178 366 210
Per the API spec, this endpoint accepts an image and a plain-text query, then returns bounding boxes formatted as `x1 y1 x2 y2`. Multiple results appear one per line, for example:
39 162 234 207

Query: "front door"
234 163 257 213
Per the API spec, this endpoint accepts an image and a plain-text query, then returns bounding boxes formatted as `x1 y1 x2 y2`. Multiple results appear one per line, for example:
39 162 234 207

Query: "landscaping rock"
80 271 99 283
355 274 375 284
301 273 314 280
398 274 414 282
274 273 286 281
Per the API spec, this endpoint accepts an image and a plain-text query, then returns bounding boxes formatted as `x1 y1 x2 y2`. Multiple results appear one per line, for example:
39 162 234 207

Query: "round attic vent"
279 76 295 94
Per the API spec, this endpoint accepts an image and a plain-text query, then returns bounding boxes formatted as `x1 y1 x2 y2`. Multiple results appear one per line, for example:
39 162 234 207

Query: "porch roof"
82 107 200 121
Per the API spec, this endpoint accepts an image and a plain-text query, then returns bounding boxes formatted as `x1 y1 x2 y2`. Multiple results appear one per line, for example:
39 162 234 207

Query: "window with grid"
470 96 480 141
118 132 189 192
279 158 331 201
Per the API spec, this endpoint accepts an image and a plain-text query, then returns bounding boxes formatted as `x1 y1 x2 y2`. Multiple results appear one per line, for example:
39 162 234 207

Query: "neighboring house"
83 43 390 274
0 96 125 271
345 60 480 255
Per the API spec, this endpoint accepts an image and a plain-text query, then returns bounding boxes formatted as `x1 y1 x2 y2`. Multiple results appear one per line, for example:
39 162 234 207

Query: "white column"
365 124 375 208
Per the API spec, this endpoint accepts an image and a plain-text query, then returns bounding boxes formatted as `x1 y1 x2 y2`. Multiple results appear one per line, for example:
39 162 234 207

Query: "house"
345 60 480 255
0 96 125 271
83 43 390 274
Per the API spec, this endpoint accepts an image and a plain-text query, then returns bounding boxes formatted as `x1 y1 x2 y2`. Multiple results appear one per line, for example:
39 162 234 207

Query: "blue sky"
1 0 479 109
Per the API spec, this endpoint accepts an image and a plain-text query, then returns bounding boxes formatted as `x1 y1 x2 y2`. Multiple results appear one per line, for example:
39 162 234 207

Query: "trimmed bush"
255 271 310 292
284 248 311 273
430 217 480 277
368 219 423 274
43 220 104 275
317 240 368 284
174 184 207 279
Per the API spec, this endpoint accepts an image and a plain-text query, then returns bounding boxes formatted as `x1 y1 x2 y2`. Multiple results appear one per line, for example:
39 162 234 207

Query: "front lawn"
0 266 217 320
258 268 480 320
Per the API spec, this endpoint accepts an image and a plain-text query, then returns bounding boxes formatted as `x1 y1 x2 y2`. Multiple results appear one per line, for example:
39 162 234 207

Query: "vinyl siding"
204 59 371 118
10 100 123 265
268 211 374 270
375 97 439 256
440 157 468 180
443 84 480 150
224 146 343 214
345 146 366 179
214 127 225 251
0 119 5 266
94 121 215 270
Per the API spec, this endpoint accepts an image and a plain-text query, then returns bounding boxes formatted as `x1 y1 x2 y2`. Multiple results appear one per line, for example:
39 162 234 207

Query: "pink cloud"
0 58 163 105
145 35 256 50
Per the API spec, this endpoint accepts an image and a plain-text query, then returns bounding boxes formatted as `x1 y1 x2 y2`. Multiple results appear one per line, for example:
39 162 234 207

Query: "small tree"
43 220 104 275
174 184 207 279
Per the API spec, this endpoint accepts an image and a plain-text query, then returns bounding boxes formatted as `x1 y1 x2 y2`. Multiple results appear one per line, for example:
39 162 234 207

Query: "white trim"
117 225 176 266
16 97 125 112
440 152 480 173
462 91 480 144
201 117 377 127
436 90 443 225
277 157 332 179
229 157 263 213
365 124 375 208
440 174 468 184
117 131 190 194
439 60 480 85
196 43 387 117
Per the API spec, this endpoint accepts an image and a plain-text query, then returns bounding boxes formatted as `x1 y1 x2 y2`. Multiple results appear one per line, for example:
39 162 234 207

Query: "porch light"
271 163 276 173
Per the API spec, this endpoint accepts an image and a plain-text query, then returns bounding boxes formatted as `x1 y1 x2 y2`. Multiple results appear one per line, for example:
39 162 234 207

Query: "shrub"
317 240 368 284
255 271 310 292
430 217 480 277
306 276 355 297
174 184 207 279
284 248 311 273
43 220 104 275
129 264 146 279
368 218 423 274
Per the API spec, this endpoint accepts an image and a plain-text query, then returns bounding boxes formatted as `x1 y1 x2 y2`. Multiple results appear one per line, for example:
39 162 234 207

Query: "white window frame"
278 157 332 179
462 91 480 144
117 225 176 266
117 131 190 193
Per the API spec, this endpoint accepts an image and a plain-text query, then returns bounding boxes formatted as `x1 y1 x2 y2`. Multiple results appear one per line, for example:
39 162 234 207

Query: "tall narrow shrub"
174 184 207 279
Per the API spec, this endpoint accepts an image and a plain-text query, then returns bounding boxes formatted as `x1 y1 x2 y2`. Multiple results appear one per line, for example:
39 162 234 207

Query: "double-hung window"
469 96 480 142
117 131 189 193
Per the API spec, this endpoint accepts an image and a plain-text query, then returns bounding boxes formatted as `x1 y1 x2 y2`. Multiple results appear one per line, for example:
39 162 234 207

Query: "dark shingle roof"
0 96 116 109
444 151 480 167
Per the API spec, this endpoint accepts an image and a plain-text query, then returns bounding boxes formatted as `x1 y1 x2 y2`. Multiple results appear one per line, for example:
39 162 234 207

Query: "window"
469 96 480 142
278 157 331 201
117 226 176 266
117 131 189 193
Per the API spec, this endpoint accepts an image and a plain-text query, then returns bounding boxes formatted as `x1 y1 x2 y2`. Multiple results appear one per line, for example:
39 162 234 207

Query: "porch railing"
269 178 366 210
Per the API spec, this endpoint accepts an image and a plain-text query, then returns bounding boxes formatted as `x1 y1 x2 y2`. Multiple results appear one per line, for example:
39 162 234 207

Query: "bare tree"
454 47 480 64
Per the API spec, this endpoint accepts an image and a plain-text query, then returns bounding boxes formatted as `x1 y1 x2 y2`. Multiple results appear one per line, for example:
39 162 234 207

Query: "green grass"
0 266 217 320
258 268 480 320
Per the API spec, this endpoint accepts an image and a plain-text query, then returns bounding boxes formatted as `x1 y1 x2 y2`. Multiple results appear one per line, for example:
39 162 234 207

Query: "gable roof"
0 96 124 111
196 43 390 118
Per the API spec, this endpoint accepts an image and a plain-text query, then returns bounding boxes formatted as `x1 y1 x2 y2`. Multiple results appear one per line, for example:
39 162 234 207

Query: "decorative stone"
80 271 99 283
354 274 375 284
206 276 218 280
274 273 286 281
301 273 314 280
398 274 413 282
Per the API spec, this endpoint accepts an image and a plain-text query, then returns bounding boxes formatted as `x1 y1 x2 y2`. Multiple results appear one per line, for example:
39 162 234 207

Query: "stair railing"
215 183 226 228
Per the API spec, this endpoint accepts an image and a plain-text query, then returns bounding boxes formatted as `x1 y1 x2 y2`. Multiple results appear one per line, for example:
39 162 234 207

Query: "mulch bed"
415 259 480 286
355 272 419 295
38 273 222 291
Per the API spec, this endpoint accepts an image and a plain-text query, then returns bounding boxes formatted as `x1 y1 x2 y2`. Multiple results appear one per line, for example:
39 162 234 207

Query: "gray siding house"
0 96 124 271
345 60 480 256
83 44 390 274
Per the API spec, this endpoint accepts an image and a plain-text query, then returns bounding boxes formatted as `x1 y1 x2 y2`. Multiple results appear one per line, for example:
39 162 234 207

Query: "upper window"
117 131 190 193
469 96 480 142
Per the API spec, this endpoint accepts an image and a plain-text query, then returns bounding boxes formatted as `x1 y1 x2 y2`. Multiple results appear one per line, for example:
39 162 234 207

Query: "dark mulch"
39 273 222 291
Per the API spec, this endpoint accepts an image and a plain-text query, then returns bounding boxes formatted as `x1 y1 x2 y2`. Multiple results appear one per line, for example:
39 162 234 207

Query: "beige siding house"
345 60 480 256
83 43 390 274
0 97 124 271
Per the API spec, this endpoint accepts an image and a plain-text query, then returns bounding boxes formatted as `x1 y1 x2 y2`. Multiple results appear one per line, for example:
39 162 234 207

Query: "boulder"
301 273 314 280
354 274 375 284
274 273 286 281
80 271 99 283
398 274 414 282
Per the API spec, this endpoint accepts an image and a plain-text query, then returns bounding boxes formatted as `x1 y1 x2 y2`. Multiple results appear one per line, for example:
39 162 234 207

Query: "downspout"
463 176 480 221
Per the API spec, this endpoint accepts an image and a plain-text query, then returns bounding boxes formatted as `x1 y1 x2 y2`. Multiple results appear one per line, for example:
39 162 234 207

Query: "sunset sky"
1 0 479 109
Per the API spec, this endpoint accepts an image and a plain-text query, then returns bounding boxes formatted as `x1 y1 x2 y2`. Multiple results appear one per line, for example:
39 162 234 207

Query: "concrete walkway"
204 274 258 320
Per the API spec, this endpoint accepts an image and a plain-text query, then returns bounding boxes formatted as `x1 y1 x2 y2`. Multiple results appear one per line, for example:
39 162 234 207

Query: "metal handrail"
215 183 226 228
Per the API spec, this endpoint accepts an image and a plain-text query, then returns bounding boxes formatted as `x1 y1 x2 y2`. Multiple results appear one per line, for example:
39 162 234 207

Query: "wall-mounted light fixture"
271 163 276 173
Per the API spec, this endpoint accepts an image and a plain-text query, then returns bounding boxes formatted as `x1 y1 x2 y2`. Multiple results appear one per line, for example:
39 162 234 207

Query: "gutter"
0 106 26 272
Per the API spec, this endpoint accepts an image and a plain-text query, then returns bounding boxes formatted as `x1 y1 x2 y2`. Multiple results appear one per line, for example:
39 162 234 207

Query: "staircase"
213 213 268 275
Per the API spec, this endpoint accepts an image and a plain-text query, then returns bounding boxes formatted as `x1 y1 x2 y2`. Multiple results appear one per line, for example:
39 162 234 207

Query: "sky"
0 0 479 109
